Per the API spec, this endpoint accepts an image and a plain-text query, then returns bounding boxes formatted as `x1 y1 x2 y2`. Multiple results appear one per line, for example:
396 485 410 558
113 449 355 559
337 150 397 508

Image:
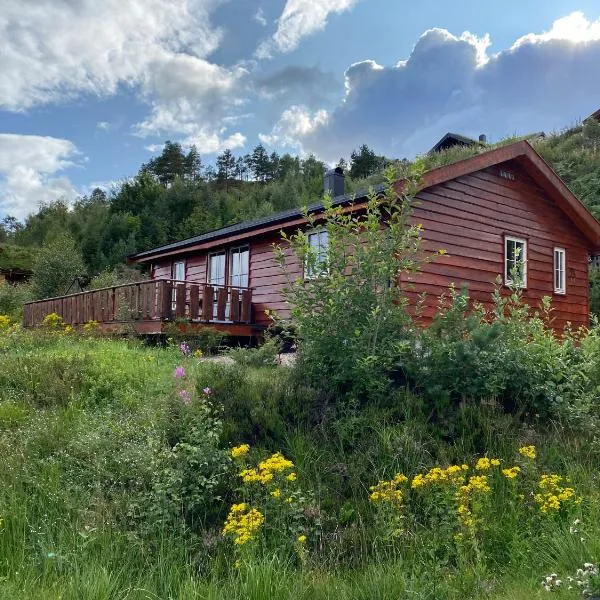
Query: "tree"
216 149 236 191
249 144 270 182
143 141 187 186
349 144 386 180
184 146 203 182
31 234 86 299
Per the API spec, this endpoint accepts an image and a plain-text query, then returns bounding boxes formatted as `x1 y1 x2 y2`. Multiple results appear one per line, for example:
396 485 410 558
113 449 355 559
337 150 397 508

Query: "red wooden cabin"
23 141 600 335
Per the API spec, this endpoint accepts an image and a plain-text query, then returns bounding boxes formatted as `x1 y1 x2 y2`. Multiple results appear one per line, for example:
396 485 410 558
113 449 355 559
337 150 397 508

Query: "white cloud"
259 105 328 149
0 0 246 154
271 11 600 161
0 134 81 219
96 122 111 131
256 0 362 58
254 7 267 27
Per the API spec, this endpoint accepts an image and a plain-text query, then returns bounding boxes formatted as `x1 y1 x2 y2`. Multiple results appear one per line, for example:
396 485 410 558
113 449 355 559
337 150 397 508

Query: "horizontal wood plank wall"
401 160 590 329
250 239 300 326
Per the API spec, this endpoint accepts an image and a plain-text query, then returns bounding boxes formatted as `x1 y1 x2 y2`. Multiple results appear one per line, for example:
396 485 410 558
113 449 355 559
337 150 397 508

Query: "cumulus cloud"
265 11 600 161
256 0 362 58
0 134 81 219
259 105 328 150
0 0 246 153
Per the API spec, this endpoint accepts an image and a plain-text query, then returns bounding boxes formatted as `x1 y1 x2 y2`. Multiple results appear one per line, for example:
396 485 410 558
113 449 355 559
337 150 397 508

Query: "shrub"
31 233 86 299
0 280 32 320
401 283 583 420
274 164 433 403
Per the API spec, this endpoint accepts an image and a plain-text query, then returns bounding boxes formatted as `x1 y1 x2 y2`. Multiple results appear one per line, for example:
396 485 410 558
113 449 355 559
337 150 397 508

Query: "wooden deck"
23 279 257 335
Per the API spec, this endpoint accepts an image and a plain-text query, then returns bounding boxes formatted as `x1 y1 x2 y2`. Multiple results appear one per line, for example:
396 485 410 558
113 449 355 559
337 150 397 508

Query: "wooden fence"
23 279 252 328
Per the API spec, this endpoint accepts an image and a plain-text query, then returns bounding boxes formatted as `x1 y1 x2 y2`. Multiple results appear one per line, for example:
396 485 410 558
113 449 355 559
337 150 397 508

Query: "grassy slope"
0 332 598 599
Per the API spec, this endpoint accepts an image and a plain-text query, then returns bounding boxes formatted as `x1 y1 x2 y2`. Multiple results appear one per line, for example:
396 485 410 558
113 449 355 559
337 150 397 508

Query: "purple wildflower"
179 389 192 405
174 366 186 379
203 386 212 396
180 342 191 356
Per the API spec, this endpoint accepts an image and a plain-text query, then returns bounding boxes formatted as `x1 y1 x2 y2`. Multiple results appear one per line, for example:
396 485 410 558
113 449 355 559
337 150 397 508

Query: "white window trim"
304 229 329 280
504 236 527 288
554 247 566 295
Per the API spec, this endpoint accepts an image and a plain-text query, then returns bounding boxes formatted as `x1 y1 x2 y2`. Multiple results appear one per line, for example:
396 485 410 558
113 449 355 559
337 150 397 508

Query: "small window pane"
554 248 565 293
505 237 527 287
306 230 329 279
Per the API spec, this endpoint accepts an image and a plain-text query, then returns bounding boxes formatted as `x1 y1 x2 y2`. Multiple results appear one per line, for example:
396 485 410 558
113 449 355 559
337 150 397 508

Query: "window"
208 252 226 286
229 247 249 288
171 260 186 311
171 260 185 281
305 230 329 279
554 247 566 294
505 236 527 287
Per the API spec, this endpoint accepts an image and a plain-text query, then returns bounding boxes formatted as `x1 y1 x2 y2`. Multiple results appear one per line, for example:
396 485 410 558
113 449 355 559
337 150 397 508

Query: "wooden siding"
401 160 590 329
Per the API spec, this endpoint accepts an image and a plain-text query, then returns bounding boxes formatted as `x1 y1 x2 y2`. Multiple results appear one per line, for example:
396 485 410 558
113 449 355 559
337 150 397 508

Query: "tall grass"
0 330 598 598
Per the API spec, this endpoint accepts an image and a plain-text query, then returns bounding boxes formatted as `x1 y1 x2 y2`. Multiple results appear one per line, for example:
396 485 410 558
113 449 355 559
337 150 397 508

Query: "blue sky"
1 0 600 219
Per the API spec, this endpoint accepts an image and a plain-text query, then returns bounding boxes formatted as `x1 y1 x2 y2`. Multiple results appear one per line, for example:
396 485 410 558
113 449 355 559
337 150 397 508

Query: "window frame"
304 228 330 280
229 245 250 288
553 247 566 295
207 251 227 287
504 235 527 288
171 260 186 282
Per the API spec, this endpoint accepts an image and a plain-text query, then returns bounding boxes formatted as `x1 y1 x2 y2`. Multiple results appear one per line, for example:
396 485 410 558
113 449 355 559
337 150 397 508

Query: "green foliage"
0 279 32 320
275 164 428 402
401 284 584 420
0 243 38 271
226 338 280 368
0 330 599 598
88 264 145 290
31 233 86 299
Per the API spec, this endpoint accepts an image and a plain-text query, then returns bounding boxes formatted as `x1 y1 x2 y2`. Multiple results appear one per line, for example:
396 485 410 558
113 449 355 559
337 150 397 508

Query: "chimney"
324 166 345 197
479 134 487 144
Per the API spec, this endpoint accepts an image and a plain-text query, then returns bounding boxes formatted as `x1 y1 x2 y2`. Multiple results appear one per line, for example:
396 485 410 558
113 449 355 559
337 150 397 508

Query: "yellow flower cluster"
411 464 468 489
231 444 250 459
534 474 580 513
518 445 536 460
369 473 408 509
475 457 501 471
83 320 99 331
455 475 492 527
42 313 64 328
0 315 12 330
502 466 521 479
239 452 295 485
222 503 265 545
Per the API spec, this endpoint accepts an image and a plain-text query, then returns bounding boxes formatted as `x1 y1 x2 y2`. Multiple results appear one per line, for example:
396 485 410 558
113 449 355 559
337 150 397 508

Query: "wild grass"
0 329 598 598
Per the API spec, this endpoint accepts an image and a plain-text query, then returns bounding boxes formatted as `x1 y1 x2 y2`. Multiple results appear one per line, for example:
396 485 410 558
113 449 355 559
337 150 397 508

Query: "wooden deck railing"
22 279 253 328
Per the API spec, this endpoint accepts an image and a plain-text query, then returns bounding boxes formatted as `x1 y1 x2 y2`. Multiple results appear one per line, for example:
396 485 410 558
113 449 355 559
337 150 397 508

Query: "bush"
31 233 86 299
402 283 584 420
0 280 32 320
275 164 432 403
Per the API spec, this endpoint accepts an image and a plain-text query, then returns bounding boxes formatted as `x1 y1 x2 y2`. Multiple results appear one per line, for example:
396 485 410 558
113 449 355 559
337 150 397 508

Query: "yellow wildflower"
270 488 281 498
518 445 536 460
297 534 307 544
287 472 297 482
231 444 250 459
285 497 293 504
222 504 264 546
502 466 521 479
239 469 262 484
